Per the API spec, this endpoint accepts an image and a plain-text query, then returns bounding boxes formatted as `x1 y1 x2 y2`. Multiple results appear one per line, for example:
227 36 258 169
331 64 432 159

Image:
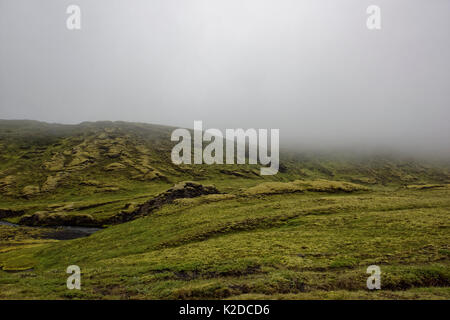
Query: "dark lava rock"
0 209 25 219
19 212 99 227
106 181 220 224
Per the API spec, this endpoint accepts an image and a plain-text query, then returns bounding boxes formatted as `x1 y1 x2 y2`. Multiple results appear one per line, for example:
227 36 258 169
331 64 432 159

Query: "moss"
382 265 450 290
105 163 127 171
329 257 358 269
0 255 37 271
243 180 367 196
19 212 99 227
22 185 40 197
0 120 449 299
41 174 67 192
43 154 65 171
173 194 236 206
407 184 449 190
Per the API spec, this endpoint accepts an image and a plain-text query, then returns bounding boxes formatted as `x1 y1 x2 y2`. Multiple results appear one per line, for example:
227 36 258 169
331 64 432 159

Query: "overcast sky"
0 0 449 154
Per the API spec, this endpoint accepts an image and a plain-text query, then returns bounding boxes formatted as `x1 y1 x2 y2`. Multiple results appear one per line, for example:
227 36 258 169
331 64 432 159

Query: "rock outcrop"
19 212 98 227
105 181 220 224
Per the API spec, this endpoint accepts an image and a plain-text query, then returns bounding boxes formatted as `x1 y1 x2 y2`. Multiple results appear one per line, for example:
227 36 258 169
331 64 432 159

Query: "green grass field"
0 121 449 299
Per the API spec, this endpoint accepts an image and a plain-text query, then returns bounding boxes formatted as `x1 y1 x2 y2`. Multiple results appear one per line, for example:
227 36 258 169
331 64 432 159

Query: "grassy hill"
1 120 448 225
0 120 272 225
0 120 449 299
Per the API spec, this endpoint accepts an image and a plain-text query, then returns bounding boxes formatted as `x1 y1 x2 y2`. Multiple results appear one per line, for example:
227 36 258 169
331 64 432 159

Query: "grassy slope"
0 120 449 299
0 120 291 225
1 120 448 224
0 186 449 299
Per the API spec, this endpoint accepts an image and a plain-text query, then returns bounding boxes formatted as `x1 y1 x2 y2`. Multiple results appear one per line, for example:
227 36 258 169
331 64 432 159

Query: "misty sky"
0 0 449 153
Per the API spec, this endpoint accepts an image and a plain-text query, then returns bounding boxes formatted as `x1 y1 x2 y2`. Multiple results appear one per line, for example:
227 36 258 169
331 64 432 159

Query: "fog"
0 0 449 155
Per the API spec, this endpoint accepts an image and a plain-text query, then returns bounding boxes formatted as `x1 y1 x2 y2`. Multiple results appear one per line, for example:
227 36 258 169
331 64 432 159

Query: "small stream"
0 221 17 227
0 220 101 240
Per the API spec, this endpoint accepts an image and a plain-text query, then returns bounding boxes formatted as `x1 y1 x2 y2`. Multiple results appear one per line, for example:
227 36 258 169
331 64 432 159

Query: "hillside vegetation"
0 120 449 299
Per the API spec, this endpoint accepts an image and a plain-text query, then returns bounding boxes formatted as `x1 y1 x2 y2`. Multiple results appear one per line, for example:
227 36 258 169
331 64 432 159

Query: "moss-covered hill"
0 119 449 225
0 120 449 299
0 120 185 197
1 182 449 299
